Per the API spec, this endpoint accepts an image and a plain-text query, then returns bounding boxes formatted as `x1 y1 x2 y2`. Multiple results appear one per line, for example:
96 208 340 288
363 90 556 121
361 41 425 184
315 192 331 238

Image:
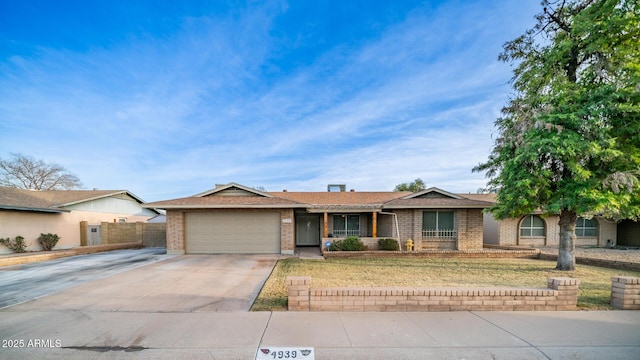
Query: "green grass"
251 257 640 311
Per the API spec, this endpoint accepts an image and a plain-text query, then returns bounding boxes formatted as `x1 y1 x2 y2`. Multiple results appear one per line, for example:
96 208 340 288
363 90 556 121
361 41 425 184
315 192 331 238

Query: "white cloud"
0 0 540 200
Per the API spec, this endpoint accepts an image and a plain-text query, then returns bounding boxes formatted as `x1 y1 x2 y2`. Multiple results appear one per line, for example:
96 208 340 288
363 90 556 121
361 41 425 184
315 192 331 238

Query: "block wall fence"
80 221 166 247
286 276 579 312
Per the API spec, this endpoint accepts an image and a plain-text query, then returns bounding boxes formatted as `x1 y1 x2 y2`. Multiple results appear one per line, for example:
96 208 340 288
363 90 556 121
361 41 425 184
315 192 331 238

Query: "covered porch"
306 206 401 250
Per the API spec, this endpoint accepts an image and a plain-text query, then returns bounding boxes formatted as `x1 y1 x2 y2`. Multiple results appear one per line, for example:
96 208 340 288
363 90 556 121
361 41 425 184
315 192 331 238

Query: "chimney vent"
327 184 346 192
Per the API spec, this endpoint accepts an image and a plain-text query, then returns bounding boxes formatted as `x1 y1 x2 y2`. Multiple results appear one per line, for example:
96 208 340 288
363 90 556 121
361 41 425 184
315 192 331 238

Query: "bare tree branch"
0 153 82 190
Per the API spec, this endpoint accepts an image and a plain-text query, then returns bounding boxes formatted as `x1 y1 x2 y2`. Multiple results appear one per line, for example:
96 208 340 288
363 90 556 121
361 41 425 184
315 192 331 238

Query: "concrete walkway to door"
6 254 279 313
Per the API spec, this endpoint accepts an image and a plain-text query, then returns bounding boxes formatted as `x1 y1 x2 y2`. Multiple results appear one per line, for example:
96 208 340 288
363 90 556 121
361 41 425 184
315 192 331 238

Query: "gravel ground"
538 246 640 264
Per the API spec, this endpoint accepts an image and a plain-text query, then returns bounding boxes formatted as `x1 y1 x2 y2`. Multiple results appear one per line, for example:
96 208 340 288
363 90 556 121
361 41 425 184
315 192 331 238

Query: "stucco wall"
0 209 152 254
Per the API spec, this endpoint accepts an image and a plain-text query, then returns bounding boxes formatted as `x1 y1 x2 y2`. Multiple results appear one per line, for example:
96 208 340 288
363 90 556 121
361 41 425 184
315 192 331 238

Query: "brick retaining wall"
323 249 540 259
287 276 579 312
539 252 640 272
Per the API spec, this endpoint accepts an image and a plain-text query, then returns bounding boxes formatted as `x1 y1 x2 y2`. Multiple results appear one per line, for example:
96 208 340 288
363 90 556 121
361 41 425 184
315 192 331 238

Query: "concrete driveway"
0 250 279 312
0 248 171 309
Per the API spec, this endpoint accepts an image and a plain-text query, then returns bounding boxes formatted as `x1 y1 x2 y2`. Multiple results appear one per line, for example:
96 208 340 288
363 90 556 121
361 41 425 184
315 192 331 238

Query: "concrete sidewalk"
1 310 639 359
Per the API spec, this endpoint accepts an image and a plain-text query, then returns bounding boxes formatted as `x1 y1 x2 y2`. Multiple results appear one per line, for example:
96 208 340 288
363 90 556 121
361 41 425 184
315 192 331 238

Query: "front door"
296 215 320 246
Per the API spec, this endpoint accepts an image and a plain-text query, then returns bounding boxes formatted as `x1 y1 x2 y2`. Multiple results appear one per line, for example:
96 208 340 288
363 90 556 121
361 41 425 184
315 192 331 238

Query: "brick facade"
280 209 295 255
166 210 185 255
394 209 483 251
287 276 579 312
498 215 617 247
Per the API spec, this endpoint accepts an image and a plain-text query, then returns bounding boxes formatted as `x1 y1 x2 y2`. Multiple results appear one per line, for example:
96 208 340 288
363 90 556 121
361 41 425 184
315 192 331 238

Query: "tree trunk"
556 210 577 270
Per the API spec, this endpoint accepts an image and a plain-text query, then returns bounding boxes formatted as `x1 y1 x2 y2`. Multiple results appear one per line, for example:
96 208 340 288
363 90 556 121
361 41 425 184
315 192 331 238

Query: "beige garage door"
185 212 281 254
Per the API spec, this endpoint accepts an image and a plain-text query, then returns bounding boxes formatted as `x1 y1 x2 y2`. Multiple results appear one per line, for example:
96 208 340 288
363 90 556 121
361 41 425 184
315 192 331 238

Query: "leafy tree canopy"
474 0 640 269
0 153 82 190
394 178 426 192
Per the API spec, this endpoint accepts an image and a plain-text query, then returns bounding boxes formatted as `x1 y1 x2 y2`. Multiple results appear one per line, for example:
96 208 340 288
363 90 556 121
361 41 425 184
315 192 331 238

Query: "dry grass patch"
251 257 640 311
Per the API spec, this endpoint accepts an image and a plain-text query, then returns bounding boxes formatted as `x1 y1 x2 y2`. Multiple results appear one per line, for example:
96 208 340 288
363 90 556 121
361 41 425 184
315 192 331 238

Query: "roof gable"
195 183 274 198
402 187 463 200
0 187 158 214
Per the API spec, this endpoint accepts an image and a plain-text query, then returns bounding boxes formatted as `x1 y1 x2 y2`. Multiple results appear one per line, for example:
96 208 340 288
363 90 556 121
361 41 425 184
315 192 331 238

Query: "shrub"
0 236 28 253
378 238 400 251
38 233 60 251
329 236 365 251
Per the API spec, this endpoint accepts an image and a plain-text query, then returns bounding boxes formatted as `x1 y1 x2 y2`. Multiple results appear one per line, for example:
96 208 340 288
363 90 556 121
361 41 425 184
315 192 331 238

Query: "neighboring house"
468 193 619 247
0 187 160 253
143 183 493 255
618 220 640 246
147 213 166 223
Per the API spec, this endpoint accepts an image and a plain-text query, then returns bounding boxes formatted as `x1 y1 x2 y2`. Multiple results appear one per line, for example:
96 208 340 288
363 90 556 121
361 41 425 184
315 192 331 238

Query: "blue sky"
0 0 540 201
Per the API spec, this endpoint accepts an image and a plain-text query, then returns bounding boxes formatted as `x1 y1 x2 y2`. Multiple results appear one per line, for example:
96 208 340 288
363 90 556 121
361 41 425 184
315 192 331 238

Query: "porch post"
372 212 378 238
323 212 329 237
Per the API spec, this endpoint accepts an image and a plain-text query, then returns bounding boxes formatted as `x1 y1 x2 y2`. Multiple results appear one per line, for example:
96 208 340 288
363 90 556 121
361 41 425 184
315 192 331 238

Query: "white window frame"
576 217 598 237
332 214 360 237
520 215 545 237
422 211 456 239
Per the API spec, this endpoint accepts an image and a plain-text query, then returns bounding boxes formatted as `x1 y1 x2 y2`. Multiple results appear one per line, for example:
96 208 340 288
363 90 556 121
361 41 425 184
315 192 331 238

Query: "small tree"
474 0 640 270
38 233 60 251
394 178 426 192
0 153 82 190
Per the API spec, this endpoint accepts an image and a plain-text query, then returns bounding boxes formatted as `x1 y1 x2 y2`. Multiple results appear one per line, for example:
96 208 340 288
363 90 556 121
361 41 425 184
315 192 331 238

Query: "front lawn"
251 257 640 311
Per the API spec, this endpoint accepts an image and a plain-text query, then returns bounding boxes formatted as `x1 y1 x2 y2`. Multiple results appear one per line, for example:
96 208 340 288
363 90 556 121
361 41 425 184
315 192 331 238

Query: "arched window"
520 215 545 237
576 217 597 237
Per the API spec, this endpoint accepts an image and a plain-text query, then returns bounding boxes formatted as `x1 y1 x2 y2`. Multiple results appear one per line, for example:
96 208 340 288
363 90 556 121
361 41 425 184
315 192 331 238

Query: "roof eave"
56 190 130 207
145 204 308 210
382 205 491 209
0 205 69 213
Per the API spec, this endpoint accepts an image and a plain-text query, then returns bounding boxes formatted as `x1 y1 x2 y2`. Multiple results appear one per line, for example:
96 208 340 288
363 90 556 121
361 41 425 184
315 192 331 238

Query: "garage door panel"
186 212 280 254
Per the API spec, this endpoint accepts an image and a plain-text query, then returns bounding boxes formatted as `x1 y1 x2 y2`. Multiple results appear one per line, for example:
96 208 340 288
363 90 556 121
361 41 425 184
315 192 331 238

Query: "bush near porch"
251 257 640 311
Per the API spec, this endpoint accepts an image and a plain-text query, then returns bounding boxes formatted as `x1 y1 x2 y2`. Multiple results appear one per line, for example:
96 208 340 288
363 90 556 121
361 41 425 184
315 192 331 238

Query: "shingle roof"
0 187 148 213
461 193 497 203
269 191 410 205
143 195 306 209
143 183 494 211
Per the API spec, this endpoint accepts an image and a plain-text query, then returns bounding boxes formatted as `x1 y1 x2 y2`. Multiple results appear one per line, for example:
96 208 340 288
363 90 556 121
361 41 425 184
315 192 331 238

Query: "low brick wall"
322 248 540 259
611 276 640 310
287 276 579 312
539 253 640 272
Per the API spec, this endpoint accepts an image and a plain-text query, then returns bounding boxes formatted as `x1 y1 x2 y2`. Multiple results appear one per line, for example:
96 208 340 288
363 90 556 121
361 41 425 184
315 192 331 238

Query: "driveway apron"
4 254 279 313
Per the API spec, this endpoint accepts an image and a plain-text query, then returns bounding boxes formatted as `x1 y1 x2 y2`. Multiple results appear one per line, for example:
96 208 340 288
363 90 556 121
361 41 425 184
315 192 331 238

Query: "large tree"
474 0 640 270
394 178 426 192
0 153 82 190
